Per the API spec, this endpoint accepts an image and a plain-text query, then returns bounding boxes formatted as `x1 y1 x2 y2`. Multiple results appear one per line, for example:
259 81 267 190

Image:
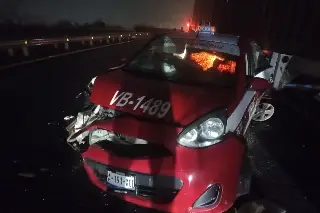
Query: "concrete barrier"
0 32 149 66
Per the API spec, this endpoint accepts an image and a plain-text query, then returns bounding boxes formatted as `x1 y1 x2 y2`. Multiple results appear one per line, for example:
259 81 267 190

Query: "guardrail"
0 32 149 57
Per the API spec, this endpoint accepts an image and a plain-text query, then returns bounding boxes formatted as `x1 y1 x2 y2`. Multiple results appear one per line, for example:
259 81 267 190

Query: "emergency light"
198 25 215 35
196 25 216 42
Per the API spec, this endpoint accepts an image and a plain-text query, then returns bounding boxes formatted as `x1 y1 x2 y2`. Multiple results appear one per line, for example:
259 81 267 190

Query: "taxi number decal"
110 91 172 118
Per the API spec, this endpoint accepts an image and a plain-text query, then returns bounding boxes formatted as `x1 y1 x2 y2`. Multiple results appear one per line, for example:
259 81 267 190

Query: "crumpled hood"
90 70 235 126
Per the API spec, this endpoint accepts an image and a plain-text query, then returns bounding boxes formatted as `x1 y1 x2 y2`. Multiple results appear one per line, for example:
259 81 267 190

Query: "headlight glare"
200 118 224 140
179 129 198 144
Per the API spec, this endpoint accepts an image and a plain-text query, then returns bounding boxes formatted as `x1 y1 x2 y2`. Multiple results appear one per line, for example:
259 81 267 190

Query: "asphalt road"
0 39 160 213
245 88 320 213
0 39 320 213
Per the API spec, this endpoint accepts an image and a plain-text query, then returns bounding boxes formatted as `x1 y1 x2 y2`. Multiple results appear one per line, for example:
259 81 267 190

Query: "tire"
252 99 275 122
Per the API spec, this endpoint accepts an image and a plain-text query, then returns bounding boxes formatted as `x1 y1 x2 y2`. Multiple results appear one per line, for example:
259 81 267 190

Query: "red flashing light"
262 49 272 55
217 61 236 73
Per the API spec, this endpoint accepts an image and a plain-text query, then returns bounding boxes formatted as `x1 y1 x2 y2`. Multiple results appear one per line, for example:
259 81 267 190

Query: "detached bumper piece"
85 158 183 203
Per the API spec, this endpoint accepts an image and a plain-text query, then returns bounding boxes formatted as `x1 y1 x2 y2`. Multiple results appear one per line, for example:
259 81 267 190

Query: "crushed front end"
65 107 247 212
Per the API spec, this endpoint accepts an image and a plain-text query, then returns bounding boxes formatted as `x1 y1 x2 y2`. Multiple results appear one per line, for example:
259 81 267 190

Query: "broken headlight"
89 129 115 145
66 105 121 144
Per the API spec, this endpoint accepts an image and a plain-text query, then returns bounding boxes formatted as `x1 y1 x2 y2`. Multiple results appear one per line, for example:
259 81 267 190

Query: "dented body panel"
90 70 236 125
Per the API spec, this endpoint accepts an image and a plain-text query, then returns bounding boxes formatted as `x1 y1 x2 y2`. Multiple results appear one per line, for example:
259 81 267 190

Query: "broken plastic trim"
87 76 97 92
66 104 122 146
66 105 102 143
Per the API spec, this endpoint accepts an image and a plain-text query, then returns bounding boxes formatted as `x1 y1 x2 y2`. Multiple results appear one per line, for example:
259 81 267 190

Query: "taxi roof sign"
197 25 216 41
199 25 214 34
197 29 239 45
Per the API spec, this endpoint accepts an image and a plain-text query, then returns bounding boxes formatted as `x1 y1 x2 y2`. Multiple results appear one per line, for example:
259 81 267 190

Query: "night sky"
1 0 195 28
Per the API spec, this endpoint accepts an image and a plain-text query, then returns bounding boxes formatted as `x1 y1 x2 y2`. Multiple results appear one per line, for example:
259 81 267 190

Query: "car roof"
166 31 240 45
164 32 241 56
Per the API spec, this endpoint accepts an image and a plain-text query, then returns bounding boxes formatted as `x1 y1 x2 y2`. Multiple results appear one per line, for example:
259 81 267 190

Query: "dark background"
192 0 320 60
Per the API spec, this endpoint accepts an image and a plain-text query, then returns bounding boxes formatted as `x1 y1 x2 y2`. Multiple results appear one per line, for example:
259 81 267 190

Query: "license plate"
107 171 135 190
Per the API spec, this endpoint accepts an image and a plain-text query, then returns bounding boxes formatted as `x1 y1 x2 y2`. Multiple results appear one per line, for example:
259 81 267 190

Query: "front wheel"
252 101 275 122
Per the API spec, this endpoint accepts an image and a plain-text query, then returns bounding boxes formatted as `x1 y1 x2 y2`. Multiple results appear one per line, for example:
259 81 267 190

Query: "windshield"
124 36 239 87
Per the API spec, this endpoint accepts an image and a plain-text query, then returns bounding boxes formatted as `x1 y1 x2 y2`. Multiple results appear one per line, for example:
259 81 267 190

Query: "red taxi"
65 30 272 212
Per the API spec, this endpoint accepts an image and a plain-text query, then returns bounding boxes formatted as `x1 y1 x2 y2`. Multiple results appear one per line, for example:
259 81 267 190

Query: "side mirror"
250 77 271 91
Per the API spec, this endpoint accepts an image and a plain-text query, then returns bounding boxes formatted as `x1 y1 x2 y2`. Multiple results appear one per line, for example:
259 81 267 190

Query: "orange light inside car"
217 61 236 73
190 52 224 71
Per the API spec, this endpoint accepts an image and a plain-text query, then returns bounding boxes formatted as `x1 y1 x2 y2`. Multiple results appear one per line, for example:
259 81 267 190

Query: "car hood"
91 70 235 126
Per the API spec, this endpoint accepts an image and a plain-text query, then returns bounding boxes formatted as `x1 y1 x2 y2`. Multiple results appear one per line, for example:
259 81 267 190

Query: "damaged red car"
65 29 273 213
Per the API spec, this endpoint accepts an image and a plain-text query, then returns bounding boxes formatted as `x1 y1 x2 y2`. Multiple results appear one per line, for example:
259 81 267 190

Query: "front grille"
96 142 172 159
85 158 183 203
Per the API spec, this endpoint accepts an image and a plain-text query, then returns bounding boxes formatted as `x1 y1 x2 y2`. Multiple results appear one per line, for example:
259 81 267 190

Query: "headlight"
178 111 226 148
199 118 224 139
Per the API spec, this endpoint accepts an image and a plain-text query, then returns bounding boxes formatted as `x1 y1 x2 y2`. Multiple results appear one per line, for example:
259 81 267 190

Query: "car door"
244 42 272 128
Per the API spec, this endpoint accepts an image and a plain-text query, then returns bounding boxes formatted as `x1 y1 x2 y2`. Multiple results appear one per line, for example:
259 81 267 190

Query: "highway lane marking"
0 40 136 71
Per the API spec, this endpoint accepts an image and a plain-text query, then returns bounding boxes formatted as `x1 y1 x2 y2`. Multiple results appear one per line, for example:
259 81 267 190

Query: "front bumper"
82 134 245 213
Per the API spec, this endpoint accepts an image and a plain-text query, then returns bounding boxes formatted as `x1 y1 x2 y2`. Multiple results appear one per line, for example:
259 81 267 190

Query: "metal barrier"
0 32 149 57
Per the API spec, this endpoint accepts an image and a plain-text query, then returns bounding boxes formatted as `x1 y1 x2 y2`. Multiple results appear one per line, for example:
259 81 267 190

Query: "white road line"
0 40 133 71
